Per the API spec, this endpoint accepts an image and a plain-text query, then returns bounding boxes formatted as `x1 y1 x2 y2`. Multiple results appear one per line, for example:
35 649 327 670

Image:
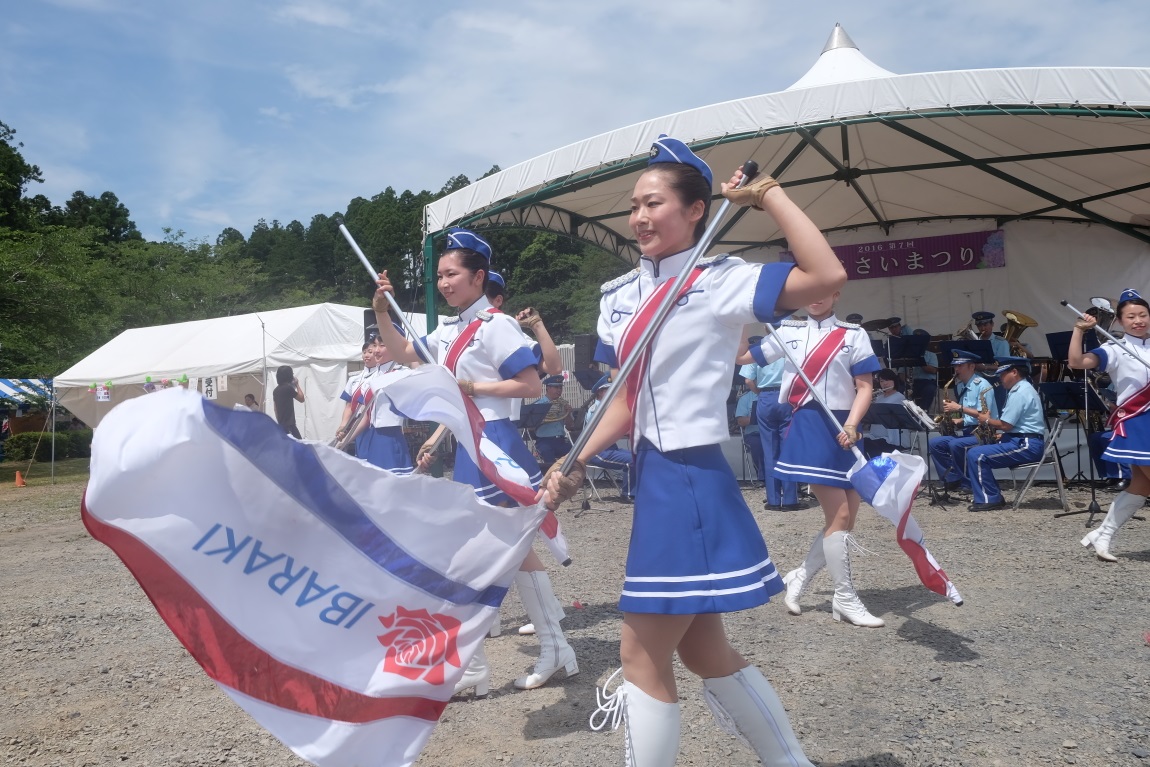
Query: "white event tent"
55 303 441 439
420 24 1150 355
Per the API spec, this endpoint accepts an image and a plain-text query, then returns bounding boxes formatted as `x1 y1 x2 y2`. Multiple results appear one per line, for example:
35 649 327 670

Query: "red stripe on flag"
81 498 447 724
894 482 952 598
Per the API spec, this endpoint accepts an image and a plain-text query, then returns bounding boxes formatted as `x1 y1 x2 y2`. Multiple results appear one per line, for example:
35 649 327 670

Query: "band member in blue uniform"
751 296 884 628
533 375 574 465
929 349 999 492
741 336 802 510
973 311 1011 358
1071 288 1150 560
543 136 844 767
584 375 635 499
964 357 1046 511
347 324 414 473
372 227 577 696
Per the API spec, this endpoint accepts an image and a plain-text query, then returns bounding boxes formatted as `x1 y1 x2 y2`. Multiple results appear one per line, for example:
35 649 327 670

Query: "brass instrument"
934 374 963 436
1001 309 1038 357
974 386 997 444
955 320 977 340
1090 297 1117 334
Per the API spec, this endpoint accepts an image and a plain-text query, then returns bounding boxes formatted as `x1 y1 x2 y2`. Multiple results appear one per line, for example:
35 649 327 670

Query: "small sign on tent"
201 377 218 401
95 385 111 403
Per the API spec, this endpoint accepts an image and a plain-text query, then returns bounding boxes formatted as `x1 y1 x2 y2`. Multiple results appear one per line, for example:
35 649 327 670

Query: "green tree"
0 121 44 231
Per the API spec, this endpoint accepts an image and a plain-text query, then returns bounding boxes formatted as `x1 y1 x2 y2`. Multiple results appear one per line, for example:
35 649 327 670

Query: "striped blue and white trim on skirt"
621 439 783 615
452 417 542 506
1103 410 1150 465
357 425 414 475
772 405 855 489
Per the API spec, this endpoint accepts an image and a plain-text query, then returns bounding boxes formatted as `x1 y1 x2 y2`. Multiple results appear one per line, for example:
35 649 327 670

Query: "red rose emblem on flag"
377 607 462 686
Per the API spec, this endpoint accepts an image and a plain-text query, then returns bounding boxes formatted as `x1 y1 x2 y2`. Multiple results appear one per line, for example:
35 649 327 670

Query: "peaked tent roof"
424 24 1150 264
54 303 416 388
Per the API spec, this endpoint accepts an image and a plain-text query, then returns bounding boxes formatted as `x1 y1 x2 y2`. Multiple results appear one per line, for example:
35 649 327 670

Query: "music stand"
1040 381 1110 524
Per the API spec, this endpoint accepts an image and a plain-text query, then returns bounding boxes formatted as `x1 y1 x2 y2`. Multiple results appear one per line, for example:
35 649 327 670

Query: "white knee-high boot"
782 530 826 615
453 641 490 697
1081 491 1143 562
513 571 579 689
823 530 884 628
622 681 680 767
703 666 814 767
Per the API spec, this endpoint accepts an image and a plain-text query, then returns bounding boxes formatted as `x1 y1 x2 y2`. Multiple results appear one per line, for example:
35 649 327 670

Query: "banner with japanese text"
783 229 1005 281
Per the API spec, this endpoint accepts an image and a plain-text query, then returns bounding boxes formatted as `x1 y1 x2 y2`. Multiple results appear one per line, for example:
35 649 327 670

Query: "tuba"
1001 309 1038 356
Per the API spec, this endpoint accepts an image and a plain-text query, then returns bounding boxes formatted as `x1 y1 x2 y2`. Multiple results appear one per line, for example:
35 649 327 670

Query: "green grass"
0 457 90 487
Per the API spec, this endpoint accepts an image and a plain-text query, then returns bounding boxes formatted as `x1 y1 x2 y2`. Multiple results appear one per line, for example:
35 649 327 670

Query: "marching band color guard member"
346 323 414 473
544 135 845 767
1071 288 1150 560
750 294 885 628
372 228 578 696
928 349 999 493
964 357 1046 512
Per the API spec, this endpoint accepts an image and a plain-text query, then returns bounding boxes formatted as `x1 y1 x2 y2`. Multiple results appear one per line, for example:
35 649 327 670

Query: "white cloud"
258 106 293 123
275 2 354 30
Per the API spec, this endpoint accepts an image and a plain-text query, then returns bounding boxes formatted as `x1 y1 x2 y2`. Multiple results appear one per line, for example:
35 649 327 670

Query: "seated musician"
583 375 634 500
533 374 574 466
862 368 906 458
735 383 764 484
964 357 1046 512
928 349 999 493
973 311 1012 358
910 328 939 411
886 316 913 337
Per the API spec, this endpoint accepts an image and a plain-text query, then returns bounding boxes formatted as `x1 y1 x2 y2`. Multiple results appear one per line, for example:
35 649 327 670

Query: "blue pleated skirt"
452 418 542 506
1103 410 1150 465
620 439 783 615
773 405 855 489
358 425 414 474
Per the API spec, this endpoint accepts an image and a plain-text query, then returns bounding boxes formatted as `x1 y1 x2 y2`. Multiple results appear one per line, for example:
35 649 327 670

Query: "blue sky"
4 0 1149 243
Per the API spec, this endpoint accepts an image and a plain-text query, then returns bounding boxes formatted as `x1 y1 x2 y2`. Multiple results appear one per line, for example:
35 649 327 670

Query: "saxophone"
974 386 997 444
934 375 962 436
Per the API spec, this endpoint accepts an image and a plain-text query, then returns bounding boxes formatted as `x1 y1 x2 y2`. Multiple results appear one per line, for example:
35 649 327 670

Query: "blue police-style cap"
951 349 980 365
444 227 492 262
488 270 506 289
648 134 713 188
994 356 1030 375
1120 287 1143 303
747 335 764 346
972 311 996 323
543 375 565 386
593 375 611 392
887 316 903 326
845 313 863 324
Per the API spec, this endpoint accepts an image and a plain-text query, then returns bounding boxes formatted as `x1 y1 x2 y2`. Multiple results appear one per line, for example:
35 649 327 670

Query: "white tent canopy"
55 303 441 438
422 24 1150 354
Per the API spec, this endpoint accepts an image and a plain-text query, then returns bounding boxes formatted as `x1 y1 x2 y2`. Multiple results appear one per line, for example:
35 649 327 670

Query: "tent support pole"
50 381 55 485
423 234 437 333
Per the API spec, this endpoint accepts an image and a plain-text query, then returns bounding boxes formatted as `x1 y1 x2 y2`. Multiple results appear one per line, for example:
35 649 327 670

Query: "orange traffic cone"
14 471 26 488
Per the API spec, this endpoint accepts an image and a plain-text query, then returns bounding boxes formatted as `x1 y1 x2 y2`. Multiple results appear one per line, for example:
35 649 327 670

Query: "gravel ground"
2 473 1149 767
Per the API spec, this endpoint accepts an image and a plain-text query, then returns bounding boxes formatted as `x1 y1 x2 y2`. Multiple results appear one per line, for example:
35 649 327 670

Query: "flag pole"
336 218 435 364
1062 300 1150 375
560 161 760 475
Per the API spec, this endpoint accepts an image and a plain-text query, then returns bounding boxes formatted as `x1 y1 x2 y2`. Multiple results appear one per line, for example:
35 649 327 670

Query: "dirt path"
2 478 1148 766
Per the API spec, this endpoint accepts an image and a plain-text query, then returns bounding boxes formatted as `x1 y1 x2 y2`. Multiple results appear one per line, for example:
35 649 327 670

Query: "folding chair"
1010 414 1070 512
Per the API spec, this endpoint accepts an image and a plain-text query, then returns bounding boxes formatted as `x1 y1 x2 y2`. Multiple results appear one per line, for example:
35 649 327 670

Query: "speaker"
364 309 379 346
574 334 595 370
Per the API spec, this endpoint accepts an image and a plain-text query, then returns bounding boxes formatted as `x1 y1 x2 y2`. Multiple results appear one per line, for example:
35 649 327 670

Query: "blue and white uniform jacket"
752 315 882 410
595 248 793 453
340 365 377 402
366 362 406 428
419 296 538 421
1092 335 1150 410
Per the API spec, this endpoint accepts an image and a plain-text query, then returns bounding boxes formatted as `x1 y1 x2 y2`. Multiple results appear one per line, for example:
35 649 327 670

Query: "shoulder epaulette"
779 319 805 328
836 320 862 329
475 310 496 322
601 268 640 294
697 253 732 268
441 316 461 326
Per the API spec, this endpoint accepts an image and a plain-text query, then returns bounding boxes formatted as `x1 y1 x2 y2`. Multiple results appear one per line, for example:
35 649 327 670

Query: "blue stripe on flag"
200 400 506 607
850 455 897 504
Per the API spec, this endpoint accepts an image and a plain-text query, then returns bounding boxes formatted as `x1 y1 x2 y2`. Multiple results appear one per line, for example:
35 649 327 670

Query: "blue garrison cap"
994 356 1031 375
444 227 492 262
951 349 980 365
543 375 565 387
593 375 611 393
1120 287 1143 303
648 134 713 188
488 270 506 289
972 311 996 323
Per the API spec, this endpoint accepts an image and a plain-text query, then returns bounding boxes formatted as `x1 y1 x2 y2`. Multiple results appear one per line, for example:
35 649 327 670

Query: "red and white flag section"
83 387 546 767
848 451 964 606
377 365 570 566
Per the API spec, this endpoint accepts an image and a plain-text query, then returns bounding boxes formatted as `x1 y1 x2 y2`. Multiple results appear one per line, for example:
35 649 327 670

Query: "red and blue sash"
786 327 848 410
1108 379 1150 437
444 310 502 376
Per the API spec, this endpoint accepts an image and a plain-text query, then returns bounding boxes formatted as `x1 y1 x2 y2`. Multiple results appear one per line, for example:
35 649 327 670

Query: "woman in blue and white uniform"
543 136 845 767
751 295 883 628
349 323 414 473
1070 288 1150 561
371 229 577 697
